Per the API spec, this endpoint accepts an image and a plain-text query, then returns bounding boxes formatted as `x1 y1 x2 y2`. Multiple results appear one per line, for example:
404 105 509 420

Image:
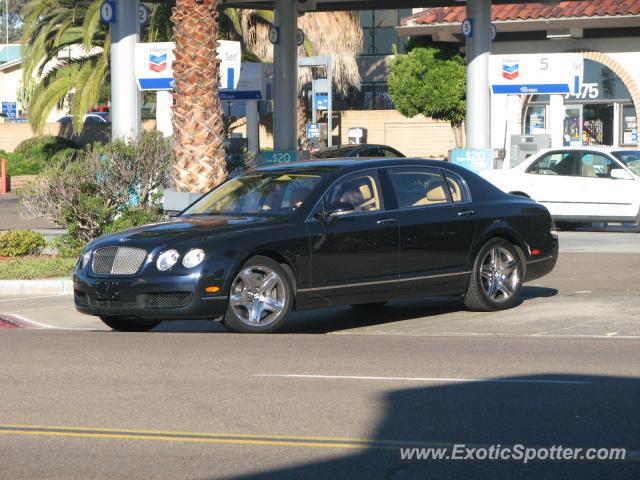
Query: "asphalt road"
1 230 639 479
0 331 639 479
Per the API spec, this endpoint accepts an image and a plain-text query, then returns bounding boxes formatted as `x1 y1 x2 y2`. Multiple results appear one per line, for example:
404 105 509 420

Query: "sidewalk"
0 192 63 233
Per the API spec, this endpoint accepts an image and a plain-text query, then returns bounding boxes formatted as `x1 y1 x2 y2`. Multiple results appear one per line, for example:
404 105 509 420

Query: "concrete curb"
0 278 73 296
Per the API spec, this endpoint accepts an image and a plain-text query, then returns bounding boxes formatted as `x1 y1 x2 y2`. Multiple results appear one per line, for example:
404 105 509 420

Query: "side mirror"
326 201 355 218
611 168 632 180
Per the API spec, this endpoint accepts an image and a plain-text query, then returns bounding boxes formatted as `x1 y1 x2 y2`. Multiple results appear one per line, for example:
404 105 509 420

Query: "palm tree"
170 0 227 193
22 0 108 133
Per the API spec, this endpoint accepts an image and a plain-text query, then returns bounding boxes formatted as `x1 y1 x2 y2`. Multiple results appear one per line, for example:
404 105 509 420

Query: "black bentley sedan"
74 158 558 333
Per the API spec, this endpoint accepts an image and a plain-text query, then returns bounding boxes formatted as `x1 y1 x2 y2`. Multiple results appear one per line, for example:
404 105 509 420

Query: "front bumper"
73 270 229 321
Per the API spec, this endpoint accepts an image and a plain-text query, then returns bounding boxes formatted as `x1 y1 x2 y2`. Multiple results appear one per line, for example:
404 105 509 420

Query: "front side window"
358 147 381 157
579 152 616 178
527 152 576 176
388 168 450 208
182 171 324 216
612 150 640 176
321 171 382 214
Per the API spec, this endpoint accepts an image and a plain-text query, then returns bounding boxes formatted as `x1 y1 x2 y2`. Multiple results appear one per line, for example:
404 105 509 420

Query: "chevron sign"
149 49 168 73
502 61 518 80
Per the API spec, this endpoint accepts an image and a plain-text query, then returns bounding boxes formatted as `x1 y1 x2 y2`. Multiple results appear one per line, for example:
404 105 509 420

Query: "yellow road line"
0 425 428 450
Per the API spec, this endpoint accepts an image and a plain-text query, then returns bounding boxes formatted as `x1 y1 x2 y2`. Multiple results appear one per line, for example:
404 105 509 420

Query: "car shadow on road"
149 286 559 334
281 286 559 334
220 373 640 479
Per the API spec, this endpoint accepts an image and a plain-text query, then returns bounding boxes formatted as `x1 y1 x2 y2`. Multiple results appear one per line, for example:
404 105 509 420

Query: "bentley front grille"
91 246 147 275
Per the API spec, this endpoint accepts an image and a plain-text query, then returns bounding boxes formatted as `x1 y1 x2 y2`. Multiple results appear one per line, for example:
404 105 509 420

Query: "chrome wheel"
480 247 519 302
229 266 286 327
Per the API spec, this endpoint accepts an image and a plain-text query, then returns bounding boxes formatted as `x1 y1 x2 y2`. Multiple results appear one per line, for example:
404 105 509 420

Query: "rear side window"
442 170 470 203
387 167 450 208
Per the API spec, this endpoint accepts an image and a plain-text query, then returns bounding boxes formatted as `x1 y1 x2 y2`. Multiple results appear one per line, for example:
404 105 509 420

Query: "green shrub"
103 207 164 235
14 135 78 157
0 230 46 257
4 136 80 176
21 132 172 256
3 151 40 175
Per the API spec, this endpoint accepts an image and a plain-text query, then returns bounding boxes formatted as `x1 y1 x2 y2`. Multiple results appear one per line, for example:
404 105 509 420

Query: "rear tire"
464 238 523 312
223 256 294 333
100 316 160 332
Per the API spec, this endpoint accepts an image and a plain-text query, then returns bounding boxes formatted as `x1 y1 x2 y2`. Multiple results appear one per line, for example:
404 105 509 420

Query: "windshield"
181 171 324 217
611 151 640 176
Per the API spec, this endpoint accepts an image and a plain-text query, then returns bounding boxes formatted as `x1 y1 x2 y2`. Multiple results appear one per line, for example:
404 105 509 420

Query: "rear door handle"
377 218 396 225
458 209 475 217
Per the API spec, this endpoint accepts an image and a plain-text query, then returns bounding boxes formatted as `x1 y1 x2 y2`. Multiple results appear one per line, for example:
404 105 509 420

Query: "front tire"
464 238 522 312
100 316 160 332
223 256 294 333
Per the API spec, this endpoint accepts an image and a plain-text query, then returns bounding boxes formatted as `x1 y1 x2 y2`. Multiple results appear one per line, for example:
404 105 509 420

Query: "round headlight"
156 249 179 271
182 248 205 268
80 250 91 269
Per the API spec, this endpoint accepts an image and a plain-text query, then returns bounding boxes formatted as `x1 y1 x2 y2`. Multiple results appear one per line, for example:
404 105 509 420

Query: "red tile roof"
403 1 640 25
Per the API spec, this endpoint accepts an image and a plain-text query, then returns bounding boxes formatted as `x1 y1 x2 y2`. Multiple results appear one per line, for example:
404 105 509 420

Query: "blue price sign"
2 101 17 119
314 93 328 111
450 148 494 173
306 123 321 139
261 150 298 166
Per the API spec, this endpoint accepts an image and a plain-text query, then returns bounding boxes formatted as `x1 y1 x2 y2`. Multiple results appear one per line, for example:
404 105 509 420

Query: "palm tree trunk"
171 0 226 193
297 94 309 150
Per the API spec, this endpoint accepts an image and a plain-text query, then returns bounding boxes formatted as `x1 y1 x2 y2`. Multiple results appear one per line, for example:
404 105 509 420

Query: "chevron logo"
149 50 168 73
502 61 519 80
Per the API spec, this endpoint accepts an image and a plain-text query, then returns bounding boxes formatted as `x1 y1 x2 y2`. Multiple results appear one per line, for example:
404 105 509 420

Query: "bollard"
0 158 8 194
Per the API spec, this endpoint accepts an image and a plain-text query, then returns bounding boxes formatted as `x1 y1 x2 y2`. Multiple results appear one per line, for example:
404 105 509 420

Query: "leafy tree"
388 45 466 146
0 0 28 42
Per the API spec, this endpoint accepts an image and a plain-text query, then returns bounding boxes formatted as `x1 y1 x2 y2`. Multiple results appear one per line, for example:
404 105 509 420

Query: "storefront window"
621 104 637 145
525 106 546 135
527 60 635 147
360 9 411 56
564 106 582 146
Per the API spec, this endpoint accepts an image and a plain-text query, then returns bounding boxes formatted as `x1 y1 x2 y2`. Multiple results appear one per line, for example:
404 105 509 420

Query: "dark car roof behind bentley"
258 157 443 172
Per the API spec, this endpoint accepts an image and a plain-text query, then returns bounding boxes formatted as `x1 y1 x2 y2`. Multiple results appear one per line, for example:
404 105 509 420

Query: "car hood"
92 215 284 248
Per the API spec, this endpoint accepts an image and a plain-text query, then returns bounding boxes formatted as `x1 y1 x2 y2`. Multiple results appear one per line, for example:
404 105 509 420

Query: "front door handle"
458 209 475 217
377 218 396 225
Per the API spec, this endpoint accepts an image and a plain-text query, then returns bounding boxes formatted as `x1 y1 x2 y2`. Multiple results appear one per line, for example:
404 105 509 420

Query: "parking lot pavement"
1 246 638 338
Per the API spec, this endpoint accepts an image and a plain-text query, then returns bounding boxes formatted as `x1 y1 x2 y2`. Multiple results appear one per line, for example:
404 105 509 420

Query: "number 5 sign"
462 18 473 38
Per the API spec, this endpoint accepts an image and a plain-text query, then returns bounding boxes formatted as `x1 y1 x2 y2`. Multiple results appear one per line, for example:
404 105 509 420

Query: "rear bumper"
73 271 228 321
524 253 558 282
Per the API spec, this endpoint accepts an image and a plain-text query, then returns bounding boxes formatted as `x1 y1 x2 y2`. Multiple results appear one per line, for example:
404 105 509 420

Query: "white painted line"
0 294 69 303
330 331 640 340
254 374 593 385
0 313 95 331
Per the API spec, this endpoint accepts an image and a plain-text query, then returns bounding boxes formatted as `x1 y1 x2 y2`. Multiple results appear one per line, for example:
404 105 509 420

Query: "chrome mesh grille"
91 246 147 275
146 292 192 309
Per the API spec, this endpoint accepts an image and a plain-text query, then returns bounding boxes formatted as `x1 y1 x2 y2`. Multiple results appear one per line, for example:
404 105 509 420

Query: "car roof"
256 157 447 173
535 146 638 154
